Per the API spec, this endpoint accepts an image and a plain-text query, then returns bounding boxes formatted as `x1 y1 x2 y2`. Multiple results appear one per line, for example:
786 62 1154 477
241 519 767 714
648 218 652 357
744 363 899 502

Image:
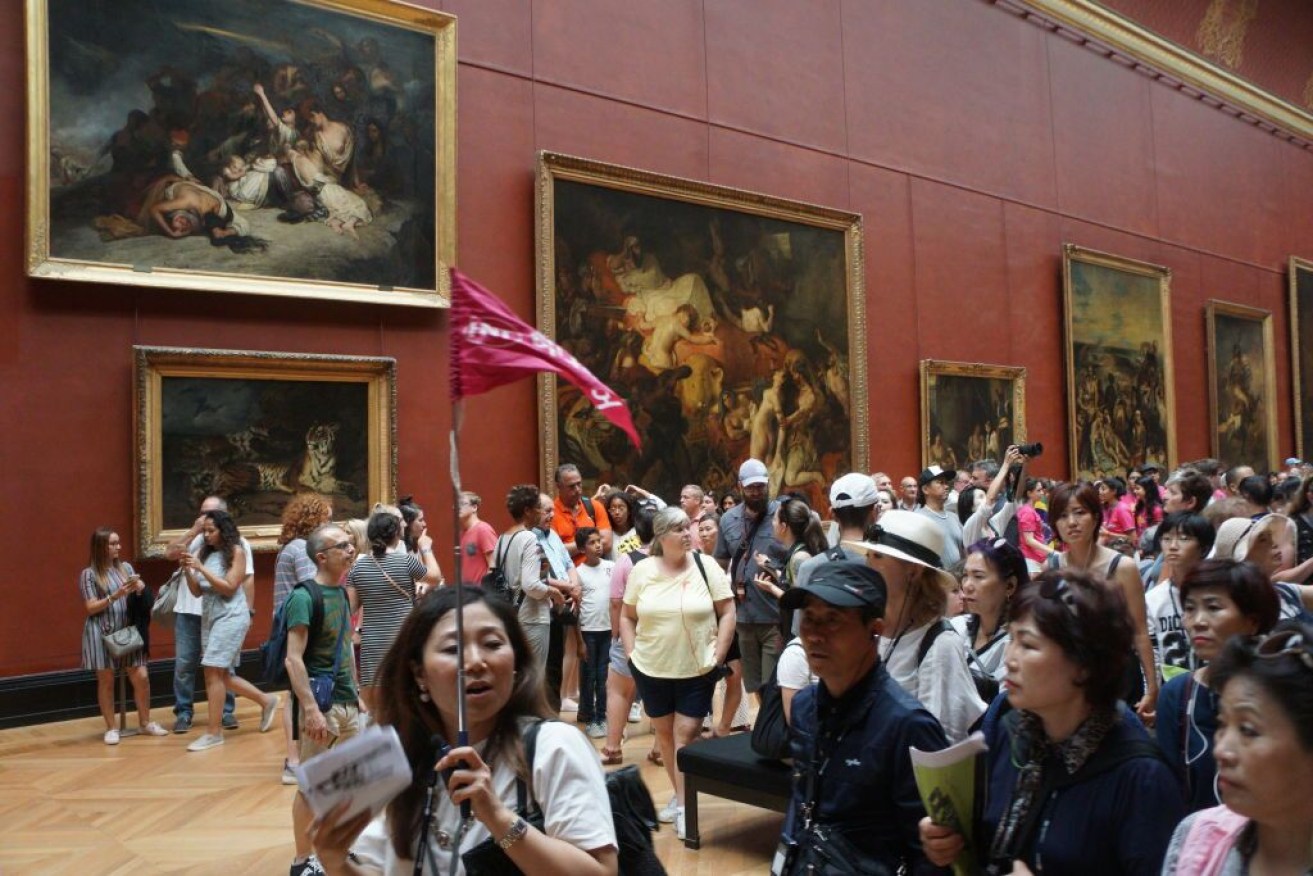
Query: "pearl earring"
418 683 430 703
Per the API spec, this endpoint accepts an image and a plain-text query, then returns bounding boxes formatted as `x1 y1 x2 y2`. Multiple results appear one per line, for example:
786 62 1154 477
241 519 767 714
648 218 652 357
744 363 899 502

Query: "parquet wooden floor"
0 700 780 875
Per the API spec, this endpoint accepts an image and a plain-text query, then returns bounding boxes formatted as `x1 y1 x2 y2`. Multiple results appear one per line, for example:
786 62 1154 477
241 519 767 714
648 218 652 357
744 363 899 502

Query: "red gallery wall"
3 0 1311 679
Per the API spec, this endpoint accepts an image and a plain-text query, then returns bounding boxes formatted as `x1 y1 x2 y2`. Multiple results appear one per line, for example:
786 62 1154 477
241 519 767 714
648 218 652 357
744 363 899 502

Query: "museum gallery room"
3 0 1313 873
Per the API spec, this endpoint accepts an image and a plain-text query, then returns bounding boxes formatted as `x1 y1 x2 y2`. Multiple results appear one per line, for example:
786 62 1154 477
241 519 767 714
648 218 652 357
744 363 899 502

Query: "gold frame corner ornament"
26 0 456 308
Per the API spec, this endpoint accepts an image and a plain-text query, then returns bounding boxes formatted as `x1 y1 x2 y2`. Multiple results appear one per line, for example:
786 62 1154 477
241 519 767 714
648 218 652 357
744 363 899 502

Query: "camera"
1017 442 1044 458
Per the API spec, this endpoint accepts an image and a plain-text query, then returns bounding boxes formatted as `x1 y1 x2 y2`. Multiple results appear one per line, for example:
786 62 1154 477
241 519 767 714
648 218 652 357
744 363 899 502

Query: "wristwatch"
496 816 529 850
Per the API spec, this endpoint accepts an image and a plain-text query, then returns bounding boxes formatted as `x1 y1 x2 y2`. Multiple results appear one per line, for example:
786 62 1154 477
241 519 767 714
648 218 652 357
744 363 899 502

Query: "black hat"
780 561 887 614
918 465 956 487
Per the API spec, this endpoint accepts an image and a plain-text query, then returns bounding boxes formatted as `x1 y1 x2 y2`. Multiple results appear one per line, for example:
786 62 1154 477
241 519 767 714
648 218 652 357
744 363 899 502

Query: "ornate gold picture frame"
26 0 456 307
134 346 396 556
919 360 1026 471
1291 257 1313 460
535 152 867 512
1062 244 1176 480
1206 300 1277 471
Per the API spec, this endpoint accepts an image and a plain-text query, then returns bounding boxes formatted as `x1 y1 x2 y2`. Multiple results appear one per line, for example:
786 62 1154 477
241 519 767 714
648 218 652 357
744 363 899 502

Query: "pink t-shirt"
1101 503 1136 539
1016 503 1049 564
459 520 498 585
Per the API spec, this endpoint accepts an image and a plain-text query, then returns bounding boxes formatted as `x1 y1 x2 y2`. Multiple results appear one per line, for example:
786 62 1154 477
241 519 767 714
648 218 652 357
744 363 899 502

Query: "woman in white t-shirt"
774 637 816 725
845 510 985 742
311 587 617 876
620 507 735 838
953 537 1029 702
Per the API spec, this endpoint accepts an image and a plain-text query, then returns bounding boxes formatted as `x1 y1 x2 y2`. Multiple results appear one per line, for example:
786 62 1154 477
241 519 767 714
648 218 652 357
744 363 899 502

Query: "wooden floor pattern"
0 700 780 875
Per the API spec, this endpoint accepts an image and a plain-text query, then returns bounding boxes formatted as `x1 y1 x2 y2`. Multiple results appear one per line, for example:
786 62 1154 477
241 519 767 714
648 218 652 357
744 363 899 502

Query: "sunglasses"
1039 576 1080 617
1254 629 1313 671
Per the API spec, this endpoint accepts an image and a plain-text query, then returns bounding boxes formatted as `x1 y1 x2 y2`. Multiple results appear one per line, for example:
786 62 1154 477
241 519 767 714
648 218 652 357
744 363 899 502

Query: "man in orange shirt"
551 463 613 565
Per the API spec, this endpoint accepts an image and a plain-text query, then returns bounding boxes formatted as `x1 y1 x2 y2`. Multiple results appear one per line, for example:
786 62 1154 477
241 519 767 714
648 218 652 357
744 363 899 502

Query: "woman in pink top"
1015 478 1054 573
1097 477 1137 545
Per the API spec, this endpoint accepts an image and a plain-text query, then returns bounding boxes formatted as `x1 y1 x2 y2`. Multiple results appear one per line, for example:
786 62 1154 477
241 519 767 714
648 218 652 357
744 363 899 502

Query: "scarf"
988 708 1115 865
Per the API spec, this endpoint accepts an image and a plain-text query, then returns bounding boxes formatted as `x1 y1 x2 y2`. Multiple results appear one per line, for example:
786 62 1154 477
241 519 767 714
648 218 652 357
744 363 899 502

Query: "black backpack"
482 531 531 605
260 579 325 686
751 641 803 760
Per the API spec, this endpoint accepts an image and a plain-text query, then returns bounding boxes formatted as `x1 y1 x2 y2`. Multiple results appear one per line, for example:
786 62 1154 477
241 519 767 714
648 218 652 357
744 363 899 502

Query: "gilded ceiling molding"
994 0 1313 149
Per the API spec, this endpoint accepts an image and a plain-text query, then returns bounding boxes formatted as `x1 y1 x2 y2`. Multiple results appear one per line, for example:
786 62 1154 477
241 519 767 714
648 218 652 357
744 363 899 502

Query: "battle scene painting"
1207 302 1277 471
1063 245 1176 480
29 0 455 306
136 347 395 555
537 155 868 513
920 361 1025 471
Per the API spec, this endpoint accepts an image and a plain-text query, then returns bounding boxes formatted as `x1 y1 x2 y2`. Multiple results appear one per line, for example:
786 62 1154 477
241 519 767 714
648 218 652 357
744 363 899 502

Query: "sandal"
647 747 664 767
600 746 623 766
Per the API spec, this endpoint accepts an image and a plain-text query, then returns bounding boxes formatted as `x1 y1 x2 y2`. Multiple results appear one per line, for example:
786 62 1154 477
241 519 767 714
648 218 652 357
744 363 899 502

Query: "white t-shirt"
949 614 1010 688
775 638 816 690
175 533 254 616
576 559 614 632
879 621 985 744
351 721 616 874
1145 579 1191 682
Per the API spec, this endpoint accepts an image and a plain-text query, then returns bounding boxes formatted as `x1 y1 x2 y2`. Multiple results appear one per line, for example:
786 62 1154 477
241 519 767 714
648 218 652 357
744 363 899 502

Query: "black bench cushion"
677 732 794 797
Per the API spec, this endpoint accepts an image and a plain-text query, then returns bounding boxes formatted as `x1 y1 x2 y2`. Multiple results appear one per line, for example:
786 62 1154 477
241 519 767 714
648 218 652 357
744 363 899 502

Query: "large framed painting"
1206 301 1278 471
1062 244 1176 480
919 360 1026 470
1292 257 1313 460
134 346 396 556
535 152 868 513
26 0 456 307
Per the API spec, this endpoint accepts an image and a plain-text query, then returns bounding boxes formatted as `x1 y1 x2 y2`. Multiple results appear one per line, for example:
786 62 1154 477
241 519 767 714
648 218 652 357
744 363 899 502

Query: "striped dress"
79 564 145 671
347 552 425 685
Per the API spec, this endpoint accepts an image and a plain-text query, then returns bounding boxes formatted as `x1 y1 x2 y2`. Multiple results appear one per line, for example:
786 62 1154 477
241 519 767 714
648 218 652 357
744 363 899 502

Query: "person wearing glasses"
1161 620 1313 874
1154 559 1279 814
920 569 1185 875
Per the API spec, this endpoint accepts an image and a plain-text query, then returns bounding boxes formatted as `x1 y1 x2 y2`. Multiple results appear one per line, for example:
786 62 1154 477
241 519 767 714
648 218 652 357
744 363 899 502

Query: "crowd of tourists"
77 450 1313 875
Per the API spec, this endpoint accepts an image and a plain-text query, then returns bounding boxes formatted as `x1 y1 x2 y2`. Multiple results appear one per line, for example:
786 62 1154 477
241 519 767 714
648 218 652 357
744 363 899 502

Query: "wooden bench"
675 732 793 849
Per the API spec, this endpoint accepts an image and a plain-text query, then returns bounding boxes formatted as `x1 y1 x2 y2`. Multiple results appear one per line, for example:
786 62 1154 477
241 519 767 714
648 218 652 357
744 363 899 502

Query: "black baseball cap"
780 561 887 615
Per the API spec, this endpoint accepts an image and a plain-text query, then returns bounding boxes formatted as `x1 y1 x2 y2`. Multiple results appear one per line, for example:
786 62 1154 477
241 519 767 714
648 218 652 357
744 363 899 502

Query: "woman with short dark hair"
954 537 1029 702
1161 621 1313 873
1155 559 1280 813
921 569 1185 874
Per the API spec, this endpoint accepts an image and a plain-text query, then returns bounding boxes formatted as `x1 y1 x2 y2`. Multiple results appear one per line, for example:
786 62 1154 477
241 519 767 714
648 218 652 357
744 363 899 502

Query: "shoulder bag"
371 555 416 604
151 569 183 628
101 579 144 660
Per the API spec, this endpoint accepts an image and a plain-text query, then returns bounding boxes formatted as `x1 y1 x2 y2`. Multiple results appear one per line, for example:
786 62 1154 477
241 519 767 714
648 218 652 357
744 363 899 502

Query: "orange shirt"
551 495 611 565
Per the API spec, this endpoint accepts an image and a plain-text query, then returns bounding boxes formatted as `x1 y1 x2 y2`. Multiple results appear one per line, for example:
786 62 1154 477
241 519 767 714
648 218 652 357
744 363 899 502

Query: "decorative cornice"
995 0 1313 150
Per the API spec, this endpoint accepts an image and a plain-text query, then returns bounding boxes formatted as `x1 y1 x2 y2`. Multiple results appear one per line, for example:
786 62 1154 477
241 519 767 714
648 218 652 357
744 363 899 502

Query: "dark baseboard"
0 650 269 730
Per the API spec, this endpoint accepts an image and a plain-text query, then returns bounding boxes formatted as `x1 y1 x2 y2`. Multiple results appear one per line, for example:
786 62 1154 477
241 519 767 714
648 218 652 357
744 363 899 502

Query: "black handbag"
751 642 802 760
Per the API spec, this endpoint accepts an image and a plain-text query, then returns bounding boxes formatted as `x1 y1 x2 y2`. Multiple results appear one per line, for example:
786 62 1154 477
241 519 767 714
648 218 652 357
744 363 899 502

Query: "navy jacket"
787 661 949 873
1155 672 1220 813
979 703 1185 875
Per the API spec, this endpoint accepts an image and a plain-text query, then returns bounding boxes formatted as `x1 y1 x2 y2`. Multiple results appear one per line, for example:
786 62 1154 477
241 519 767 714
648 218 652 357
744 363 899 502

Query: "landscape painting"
135 346 396 555
27 0 456 306
1207 301 1277 471
920 361 1026 471
1063 244 1176 480
536 153 868 514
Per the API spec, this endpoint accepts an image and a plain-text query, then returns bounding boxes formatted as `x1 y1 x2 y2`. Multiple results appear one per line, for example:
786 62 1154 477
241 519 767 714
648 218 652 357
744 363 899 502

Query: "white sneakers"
187 733 225 752
103 729 120 746
628 702 642 723
260 695 281 733
658 795 680 823
141 722 168 737
560 697 579 713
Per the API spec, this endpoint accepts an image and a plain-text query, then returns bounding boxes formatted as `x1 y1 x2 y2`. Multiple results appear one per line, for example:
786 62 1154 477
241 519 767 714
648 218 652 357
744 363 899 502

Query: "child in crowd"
574 527 614 738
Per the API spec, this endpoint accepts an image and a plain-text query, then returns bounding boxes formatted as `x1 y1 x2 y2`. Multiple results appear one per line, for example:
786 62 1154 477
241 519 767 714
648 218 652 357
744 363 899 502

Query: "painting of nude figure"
27 0 455 307
1207 301 1277 472
535 153 868 514
919 361 1026 472
1062 245 1177 481
135 346 396 556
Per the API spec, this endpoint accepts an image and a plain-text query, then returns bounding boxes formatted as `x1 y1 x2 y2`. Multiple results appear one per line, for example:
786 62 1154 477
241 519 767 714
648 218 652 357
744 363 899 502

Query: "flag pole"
449 402 469 755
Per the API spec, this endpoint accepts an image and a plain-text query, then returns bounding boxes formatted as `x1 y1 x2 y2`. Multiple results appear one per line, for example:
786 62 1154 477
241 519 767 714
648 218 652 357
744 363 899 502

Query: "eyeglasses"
1255 628 1313 672
1039 576 1080 617
325 540 354 552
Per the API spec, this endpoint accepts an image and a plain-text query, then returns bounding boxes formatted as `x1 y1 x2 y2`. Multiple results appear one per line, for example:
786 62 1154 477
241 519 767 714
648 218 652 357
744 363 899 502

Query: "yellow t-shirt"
624 554 732 679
